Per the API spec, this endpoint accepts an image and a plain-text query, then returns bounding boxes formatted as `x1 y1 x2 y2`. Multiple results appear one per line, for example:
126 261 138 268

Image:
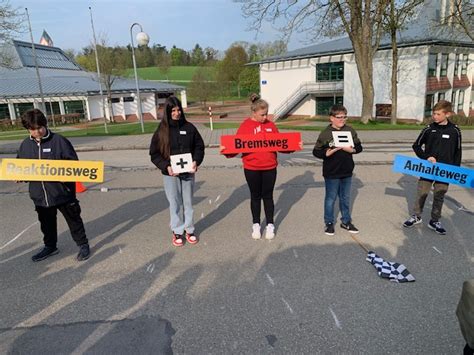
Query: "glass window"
123 97 135 102
64 101 84 114
440 53 448 77
428 54 437 77
14 103 34 118
454 54 460 77
316 62 344 81
316 96 343 115
461 54 468 75
452 90 457 108
438 92 445 101
458 90 465 112
425 94 434 116
0 104 10 120
45 102 61 116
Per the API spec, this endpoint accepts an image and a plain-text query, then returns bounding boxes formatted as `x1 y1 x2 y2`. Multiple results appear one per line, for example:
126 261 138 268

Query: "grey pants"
413 179 449 221
163 174 195 235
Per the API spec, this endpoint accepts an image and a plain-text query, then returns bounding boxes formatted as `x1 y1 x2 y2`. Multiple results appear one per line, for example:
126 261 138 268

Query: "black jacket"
17 130 78 207
412 121 462 166
149 117 205 175
313 124 363 178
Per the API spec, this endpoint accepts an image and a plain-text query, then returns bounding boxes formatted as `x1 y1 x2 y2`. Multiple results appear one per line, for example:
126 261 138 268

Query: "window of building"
452 90 457 108
316 62 344 81
316 96 343 115
458 90 465 112
440 53 448 77
461 54 468 75
110 98 120 103
14 103 34 118
0 104 10 120
425 94 434 116
123 96 135 102
45 102 61 116
428 53 437 77
64 100 84 114
454 54 460 77
438 92 445 101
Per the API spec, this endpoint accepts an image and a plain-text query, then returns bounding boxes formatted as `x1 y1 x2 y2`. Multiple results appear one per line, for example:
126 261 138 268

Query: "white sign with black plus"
332 131 354 148
170 153 193 174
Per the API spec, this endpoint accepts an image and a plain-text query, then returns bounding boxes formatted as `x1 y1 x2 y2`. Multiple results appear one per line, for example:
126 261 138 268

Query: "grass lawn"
124 66 215 81
0 122 160 141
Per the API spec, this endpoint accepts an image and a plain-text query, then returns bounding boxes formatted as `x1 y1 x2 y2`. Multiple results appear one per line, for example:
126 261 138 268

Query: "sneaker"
252 223 261 240
324 223 335 236
403 215 422 228
172 233 184 247
340 222 359 234
185 232 198 244
428 220 446 235
77 244 90 261
31 246 59 262
265 224 275 240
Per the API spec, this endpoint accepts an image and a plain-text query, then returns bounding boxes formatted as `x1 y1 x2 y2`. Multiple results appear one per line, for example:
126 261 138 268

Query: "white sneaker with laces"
252 223 261 239
265 223 275 240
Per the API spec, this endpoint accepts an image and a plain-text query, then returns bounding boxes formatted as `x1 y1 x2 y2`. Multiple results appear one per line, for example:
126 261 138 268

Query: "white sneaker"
252 223 261 239
265 224 275 240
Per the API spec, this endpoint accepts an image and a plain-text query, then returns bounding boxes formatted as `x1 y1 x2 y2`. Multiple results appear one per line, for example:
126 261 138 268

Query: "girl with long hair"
150 96 205 246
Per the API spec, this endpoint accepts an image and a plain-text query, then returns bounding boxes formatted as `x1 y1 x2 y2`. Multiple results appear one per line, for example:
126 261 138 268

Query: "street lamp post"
130 23 150 133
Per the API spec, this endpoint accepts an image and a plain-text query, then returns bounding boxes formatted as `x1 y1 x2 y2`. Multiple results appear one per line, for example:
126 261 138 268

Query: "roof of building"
0 40 184 99
253 19 474 64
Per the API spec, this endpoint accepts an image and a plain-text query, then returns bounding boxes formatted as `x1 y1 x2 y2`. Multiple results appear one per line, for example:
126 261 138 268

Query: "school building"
256 0 474 122
0 40 186 123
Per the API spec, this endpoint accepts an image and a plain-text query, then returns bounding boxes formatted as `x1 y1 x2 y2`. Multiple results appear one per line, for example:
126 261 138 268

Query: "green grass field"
124 66 215 81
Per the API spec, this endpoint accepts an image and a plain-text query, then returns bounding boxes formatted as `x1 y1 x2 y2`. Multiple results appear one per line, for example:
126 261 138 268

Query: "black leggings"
244 168 277 224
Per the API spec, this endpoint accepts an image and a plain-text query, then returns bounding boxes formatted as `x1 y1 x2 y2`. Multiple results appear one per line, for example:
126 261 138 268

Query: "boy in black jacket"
313 104 363 236
17 109 90 261
403 100 462 235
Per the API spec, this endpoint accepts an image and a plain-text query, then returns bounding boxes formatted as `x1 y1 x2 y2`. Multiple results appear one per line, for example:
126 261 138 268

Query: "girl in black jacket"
149 96 205 246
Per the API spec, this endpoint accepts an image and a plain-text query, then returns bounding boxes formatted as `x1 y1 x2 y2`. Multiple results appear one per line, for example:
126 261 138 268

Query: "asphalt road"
0 148 473 353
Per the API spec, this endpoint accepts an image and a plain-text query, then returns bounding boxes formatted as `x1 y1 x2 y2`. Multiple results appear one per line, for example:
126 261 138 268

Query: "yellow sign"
0 159 104 182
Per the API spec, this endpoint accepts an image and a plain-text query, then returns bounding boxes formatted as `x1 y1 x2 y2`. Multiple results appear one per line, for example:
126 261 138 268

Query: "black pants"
244 168 277 224
35 200 88 248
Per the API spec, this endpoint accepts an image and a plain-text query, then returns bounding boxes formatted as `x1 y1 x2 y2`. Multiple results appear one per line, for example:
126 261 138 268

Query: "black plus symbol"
176 158 188 169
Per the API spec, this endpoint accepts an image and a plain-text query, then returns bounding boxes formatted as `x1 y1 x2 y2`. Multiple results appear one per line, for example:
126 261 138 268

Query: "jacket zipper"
38 140 50 207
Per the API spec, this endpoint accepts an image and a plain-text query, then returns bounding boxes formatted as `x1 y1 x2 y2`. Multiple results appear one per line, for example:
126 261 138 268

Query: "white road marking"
281 298 294 314
119 247 122 254
209 199 212 204
215 195 221 202
432 246 442 255
201 212 204 218
293 249 298 258
0 221 38 250
146 263 155 273
266 273 275 286
329 307 342 329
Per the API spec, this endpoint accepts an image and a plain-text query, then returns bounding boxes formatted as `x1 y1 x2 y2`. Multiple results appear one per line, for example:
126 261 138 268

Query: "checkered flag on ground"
366 251 415 283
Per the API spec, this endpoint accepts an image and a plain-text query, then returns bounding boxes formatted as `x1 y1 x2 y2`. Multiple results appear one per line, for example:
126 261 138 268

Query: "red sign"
220 132 302 154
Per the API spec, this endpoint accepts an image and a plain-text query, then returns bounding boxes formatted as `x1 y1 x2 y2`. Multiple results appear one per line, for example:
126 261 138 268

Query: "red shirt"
236 118 279 171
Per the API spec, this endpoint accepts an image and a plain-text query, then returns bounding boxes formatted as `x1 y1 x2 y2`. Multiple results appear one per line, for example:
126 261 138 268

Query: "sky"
11 0 312 54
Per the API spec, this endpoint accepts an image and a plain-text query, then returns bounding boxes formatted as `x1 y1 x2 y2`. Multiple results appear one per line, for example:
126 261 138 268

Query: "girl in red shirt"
222 94 280 240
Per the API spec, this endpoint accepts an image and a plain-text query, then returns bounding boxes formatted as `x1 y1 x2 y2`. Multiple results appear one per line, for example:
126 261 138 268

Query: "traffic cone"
76 182 87 193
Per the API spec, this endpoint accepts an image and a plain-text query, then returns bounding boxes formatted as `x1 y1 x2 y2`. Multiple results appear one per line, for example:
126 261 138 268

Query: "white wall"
260 59 314 115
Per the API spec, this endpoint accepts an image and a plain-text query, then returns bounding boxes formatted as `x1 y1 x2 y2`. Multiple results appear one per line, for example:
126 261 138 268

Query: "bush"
449 114 474 126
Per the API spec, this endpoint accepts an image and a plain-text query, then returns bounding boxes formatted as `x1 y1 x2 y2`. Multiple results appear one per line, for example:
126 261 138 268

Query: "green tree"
0 0 24 67
169 45 189 65
188 66 216 107
156 52 172 80
204 46 219 64
190 43 205 65
240 65 260 94
217 45 249 98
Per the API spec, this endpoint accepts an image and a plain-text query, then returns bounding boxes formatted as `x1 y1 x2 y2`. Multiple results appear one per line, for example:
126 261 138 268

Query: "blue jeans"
324 177 352 225
163 174 195 235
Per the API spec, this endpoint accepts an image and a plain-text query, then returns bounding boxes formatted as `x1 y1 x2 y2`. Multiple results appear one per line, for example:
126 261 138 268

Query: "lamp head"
136 32 150 46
